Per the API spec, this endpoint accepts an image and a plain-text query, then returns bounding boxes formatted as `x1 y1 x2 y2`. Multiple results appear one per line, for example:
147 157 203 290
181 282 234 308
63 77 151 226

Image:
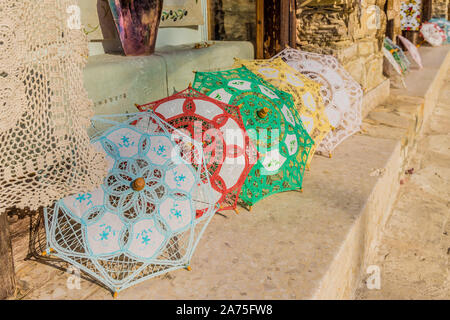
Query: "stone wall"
386 0 402 40
431 0 449 18
211 0 392 92
296 0 392 92
210 0 256 41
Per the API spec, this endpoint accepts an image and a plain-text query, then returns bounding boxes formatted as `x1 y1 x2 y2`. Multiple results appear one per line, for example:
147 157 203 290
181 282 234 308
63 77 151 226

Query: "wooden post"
289 0 297 48
421 0 432 21
256 0 264 59
207 0 214 40
0 213 16 299
280 0 290 49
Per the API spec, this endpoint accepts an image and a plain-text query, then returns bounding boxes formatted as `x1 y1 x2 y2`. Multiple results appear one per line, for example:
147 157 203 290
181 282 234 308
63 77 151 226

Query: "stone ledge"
156 41 254 93
365 45 450 169
362 78 390 118
313 46 449 299
84 41 254 116
10 46 449 300
392 46 450 129
84 54 167 116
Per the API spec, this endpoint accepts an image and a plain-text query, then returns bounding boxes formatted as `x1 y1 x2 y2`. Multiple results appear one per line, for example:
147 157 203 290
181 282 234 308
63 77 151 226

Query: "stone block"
344 57 365 87
358 40 375 57
362 78 390 117
431 0 449 19
365 54 385 91
332 43 358 64
219 0 256 41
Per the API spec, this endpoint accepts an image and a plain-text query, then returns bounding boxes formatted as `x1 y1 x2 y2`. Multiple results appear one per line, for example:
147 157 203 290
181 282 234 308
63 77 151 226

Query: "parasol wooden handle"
132 178 146 191
257 107 269 119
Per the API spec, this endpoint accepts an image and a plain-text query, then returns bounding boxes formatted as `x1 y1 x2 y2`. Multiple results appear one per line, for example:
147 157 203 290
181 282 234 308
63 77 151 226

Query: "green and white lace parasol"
193 66 314 208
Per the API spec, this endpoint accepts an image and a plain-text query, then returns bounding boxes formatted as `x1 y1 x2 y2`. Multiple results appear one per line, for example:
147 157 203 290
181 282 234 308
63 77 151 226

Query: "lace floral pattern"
136 87 256 214
429 18 450 44
44 113 216 293
0 0 107 213
193 66 314 207
384 37 410 74
400 0 421 31
0 5 26 132
233 57 332 165
420 22 446 47
273 48 363 156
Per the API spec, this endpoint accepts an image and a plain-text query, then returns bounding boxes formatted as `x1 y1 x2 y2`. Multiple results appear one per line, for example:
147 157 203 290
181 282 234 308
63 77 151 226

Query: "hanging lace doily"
233 58 332 166
273 47 363 156
0 0 107 213
0 4 26 133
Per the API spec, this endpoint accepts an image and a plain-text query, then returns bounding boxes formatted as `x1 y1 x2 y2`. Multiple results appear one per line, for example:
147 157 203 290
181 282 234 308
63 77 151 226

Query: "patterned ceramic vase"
109 0 163 56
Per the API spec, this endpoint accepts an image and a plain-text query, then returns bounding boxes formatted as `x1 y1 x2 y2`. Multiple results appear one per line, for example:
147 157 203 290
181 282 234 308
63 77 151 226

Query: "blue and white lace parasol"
43 112 216 295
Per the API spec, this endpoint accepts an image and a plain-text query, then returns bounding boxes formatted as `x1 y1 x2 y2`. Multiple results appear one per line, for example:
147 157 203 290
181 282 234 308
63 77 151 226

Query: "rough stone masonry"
295 0 398 92
431 0 449 19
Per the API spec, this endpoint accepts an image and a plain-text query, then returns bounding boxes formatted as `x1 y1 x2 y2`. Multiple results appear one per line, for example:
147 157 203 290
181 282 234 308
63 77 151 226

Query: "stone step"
355 69 450 300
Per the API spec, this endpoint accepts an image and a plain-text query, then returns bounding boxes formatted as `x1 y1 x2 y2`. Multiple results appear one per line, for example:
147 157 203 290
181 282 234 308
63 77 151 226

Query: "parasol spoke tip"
42 248 55 256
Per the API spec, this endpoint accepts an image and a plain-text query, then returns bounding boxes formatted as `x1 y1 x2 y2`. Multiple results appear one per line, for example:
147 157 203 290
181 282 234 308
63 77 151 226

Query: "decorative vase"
109 0 163 56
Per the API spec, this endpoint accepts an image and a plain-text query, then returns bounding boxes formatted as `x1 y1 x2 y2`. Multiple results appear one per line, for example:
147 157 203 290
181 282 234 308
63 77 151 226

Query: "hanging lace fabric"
0 0 107 213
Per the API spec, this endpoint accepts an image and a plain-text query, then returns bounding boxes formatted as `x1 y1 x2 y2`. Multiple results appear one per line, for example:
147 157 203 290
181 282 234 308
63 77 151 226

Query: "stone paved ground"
356 70 450 300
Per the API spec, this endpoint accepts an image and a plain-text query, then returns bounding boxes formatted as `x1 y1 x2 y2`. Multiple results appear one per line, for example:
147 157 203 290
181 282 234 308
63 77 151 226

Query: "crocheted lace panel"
0 0 107 212
233 57 332 165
